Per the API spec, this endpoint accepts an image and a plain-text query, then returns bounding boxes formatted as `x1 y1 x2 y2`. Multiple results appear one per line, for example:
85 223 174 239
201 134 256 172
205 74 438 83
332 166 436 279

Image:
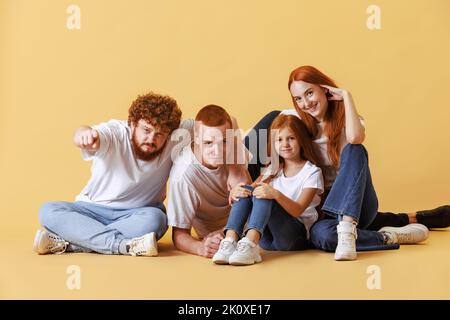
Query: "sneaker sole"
229 256 262 266
212 258 230 265
212 253 231 264
33 229 45 254
334 252 357 261
145 232 158 257
334 256 356 261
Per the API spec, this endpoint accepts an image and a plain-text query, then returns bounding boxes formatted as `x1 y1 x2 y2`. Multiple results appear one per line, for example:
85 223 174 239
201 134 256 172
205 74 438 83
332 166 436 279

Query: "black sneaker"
416 205 450 228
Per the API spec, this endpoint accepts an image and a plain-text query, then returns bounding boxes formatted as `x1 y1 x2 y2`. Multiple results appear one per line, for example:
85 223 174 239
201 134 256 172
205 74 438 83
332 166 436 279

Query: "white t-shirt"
269 161 324 238
75 119 194 209
167 145 230 239
280 109 365 188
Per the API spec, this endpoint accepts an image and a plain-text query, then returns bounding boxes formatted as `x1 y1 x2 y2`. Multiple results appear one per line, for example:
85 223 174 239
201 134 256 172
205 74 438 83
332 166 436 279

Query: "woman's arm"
342 91 365 144
320 85 365 144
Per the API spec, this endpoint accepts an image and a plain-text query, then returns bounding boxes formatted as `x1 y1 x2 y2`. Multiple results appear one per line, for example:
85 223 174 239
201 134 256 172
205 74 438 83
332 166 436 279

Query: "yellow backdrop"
1 0 449 299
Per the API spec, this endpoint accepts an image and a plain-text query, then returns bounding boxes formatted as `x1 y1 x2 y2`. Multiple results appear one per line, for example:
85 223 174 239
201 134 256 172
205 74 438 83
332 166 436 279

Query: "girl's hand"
230 183 252 202
253 182 279 200
320 84 349 101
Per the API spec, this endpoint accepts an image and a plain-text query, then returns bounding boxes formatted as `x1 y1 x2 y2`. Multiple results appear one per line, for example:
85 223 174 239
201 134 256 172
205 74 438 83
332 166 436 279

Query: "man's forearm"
173 232 202 256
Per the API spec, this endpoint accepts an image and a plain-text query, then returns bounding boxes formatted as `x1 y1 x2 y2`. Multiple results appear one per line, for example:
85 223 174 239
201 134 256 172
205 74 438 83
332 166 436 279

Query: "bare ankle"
245 229 261 244
225 230 239 241
408 212 418 224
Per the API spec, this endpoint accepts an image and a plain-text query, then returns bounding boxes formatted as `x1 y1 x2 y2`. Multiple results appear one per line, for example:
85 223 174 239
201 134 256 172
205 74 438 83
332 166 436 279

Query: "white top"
75 119 194 209
167 145 230 239
269 161 324 238
280 109 365 188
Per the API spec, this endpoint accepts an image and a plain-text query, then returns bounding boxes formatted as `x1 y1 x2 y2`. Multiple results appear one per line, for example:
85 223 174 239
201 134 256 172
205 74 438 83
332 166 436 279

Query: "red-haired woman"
244 66 449 261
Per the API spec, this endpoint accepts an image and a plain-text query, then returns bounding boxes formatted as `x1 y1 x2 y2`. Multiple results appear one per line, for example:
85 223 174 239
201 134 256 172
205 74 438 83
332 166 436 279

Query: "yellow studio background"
1 0 449 299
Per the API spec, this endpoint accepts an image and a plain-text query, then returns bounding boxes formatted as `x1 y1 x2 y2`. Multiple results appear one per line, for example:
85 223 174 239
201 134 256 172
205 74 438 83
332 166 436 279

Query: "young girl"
212 114 324 265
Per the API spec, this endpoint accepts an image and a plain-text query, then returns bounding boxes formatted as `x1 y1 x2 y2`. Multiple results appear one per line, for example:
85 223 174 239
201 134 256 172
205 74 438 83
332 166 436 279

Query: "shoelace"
338 232 356 246
128 237 146 256
236 241 252 253
47 233 69 254
219 240 235 252
395 231 413 243
337 223 357 247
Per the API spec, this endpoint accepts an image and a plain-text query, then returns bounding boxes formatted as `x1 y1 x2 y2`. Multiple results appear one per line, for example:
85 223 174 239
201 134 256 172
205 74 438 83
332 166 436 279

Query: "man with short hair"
34 92 192 257
168 104 250 258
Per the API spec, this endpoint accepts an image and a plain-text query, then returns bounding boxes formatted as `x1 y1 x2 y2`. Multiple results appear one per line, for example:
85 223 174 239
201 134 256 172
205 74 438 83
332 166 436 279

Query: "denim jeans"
225 186 308 251
309 144 399 252
245 111 409 231
39 201 168 254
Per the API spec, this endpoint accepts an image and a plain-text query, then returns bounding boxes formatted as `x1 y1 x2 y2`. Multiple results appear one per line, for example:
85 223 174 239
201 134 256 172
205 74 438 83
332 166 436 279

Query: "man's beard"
131 132 165 161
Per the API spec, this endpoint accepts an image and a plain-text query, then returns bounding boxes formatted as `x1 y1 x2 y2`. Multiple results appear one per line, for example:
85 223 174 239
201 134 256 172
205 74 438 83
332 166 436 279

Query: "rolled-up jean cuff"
223 226 238 237
243 225 264 237
321 205 360 223
357 243 400 251
112 236 125 255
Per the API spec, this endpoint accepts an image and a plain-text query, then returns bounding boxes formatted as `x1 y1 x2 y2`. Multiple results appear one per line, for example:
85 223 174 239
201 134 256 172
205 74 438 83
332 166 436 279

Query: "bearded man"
34 92 191 257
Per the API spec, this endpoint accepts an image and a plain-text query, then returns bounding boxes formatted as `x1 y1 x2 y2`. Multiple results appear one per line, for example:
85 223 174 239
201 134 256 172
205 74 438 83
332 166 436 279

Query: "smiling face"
131 119 169 161
274 126 301 161
289 80 329 121
194 122 231 169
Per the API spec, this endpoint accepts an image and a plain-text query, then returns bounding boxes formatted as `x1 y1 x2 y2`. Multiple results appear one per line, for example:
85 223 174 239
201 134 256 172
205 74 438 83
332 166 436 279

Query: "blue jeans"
309 144 399 252
225 186 308 251
39 201 168 254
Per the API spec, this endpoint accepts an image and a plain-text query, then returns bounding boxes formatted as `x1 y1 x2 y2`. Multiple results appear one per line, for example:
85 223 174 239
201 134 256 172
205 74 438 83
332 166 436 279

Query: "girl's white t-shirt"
280 109 365 189
269 161 324 238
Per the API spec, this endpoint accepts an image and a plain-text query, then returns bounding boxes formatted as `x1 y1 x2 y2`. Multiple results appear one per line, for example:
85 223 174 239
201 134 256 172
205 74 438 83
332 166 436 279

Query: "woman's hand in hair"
230 183 252 203
321 85 365 144
253 182 279 200
320 84 349 101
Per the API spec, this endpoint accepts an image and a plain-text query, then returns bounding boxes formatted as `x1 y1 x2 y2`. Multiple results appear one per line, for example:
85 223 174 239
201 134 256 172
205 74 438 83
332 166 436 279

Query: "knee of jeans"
38 201 62 228
341 144 368 161
136 208 168 236
265 110 281 121
232 195 253 208
310 222 338 252
155 211 168 233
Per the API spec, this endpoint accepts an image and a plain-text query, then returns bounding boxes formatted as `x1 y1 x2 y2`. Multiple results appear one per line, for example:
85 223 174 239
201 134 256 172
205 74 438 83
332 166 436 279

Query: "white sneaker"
379 223 429 244
229 237 262 266
127 232 158 257
212 237 237 264
334 221 357 261
33 229 69 255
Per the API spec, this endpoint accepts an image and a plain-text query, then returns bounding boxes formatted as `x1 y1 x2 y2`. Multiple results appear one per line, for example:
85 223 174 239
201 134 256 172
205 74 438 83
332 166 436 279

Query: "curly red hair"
128 92 182 133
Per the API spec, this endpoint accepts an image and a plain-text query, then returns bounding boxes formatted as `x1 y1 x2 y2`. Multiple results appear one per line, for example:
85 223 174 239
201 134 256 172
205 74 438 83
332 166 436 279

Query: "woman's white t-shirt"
280 109 365 189
269 161 324 238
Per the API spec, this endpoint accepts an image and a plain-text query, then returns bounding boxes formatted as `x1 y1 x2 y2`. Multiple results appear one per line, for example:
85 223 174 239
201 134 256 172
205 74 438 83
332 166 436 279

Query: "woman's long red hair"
288 65 345 168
